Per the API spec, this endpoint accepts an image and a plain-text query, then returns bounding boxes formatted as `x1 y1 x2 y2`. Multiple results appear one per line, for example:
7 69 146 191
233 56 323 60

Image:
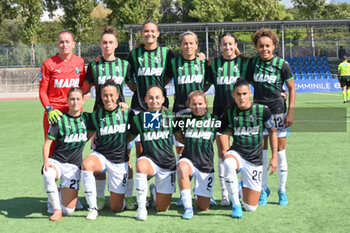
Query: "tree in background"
103 0 162 42
292 0 326 19
17 0 44 65
46 0 97 56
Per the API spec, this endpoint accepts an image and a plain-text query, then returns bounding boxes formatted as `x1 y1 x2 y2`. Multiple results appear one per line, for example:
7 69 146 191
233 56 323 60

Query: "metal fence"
1 39 349 68
0 44 130 68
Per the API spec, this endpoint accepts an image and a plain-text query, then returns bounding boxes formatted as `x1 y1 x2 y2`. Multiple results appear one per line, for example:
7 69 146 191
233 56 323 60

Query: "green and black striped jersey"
85 57 130 110
208 56 249 116
47 113 90 167
170 56 210 113
174 113 220 173
246 56 293 114
127 45 174 110
129 109 176 170
88 106 129 164
219 104 273 165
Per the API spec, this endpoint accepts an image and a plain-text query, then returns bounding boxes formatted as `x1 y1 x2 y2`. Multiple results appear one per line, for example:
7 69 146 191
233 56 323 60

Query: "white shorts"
48 158 80 190
224 150 262 192
132 109 141 142
263 113 290 138
137 156 176 194
177 158 214 198
91 151 128 194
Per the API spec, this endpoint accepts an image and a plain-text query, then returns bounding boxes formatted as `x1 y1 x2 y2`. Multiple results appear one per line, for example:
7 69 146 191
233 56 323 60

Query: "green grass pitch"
1 92 350 233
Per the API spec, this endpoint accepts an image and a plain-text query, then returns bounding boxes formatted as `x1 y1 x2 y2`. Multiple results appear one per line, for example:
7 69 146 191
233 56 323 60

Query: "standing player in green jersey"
174 91 221 220
81 26 135 211
246 28 296 206
166 31 211 162
42 87 90 221
220 78 278 218
207 33 249 206
337 56 350 103
81 80 130 220
127 21 174 158
128 86 182 221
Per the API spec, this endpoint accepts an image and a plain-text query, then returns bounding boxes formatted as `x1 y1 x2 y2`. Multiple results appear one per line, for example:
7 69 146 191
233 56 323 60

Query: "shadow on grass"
0 197 49 219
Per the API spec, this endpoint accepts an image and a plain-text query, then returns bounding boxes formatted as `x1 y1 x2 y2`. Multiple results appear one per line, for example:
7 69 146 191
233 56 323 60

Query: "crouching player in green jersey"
42 87 90 221
128 86 182 221
81 80 130 220
174 91 221 220
219 78 278 218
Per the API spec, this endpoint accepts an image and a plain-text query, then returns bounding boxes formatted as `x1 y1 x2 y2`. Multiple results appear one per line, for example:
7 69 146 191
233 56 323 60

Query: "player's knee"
61 205 75 215
197 201 209 211
136 159 150 173
223 157 237 177
43 168 56 182
82 157 95 171
242 201 258 212
156 204 169 212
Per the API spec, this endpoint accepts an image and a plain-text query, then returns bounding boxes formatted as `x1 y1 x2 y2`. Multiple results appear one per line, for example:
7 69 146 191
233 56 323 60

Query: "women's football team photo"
39 20 295 221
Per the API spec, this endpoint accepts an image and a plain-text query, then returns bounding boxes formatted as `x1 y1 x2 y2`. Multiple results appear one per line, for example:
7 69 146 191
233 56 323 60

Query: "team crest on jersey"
194 64 200 71
138 57 145 62
154 56 161 64
75 68 81 74
115 113 121 120
250 115 257 122
116 67 122 73
81 121 86 129
144 111 161 129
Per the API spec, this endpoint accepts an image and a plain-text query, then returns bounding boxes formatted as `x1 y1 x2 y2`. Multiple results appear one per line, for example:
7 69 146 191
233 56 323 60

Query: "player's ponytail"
101 79 119 93
101 26 118 41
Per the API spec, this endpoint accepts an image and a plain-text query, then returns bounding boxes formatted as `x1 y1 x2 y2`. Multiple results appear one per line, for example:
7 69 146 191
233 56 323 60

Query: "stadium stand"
287 56 334 80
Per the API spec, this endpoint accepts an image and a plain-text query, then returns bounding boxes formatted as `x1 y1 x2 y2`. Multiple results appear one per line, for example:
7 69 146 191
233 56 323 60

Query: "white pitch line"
294 120 348 123
311 92 340 97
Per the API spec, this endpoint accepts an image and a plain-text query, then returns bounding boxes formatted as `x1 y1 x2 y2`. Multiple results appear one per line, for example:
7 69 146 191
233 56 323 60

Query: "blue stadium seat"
311 66 318 71
306 66 312 71
298 56 303 61
313 71 320 76
294 66 300 71
323 61 328 65
316 56 322 61
320 75 327 79
300 66 306 71
305 61 311 66
295 75 301 80
322 56 327 61
320 71 325 75
292 61 298 66
314 75 320 79
294 71 300 76
317 60 323 65
286 57 292 63
304 56 310 61
326 74 332 79
311 61 317 66
310 56 316 61
324 66 330 71
301 75 308 80
292 57 297 61
326 70 331 75
307 71 313 76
